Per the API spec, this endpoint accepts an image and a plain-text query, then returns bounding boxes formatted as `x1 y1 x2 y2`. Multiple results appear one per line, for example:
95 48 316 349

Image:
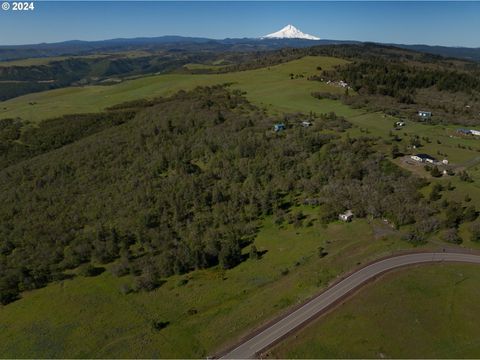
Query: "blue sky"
1 1 479 47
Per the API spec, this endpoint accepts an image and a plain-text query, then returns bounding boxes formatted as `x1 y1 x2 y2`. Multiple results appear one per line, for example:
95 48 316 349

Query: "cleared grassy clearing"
269 263 480 359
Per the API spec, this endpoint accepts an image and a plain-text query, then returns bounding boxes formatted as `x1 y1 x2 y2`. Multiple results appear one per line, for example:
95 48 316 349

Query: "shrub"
79 264 105 277
402 231 426 245
111 260 130 277
471 222 480 242
443 228 462 244
119 283 132 295
151 320 170 331
249 245 259 260
187 308 198 316
177 279 189 287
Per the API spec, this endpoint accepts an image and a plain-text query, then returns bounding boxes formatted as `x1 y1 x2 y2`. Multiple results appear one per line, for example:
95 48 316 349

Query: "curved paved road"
221 252 480 359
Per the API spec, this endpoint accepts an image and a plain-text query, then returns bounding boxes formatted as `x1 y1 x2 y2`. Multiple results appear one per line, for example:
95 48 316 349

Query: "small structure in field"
457 128 472 135
418 111 432 120
411 153 436 164
339 210 354 222
455 128 480 136
395 121 406 127
301 121 312 128
273 123 286 132
442 159 449 165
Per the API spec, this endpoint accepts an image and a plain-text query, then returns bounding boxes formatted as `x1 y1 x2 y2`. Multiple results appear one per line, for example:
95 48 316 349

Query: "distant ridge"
0 35 479 62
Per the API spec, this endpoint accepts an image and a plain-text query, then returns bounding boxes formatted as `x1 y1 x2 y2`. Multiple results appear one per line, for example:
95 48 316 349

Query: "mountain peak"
261 24 320 41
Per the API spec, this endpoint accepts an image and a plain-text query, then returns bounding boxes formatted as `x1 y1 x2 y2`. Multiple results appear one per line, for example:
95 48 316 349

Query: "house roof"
414 153 436 160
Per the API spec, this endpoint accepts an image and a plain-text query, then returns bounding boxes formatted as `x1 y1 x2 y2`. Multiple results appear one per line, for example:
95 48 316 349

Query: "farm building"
457 128 472 135
273 123 286 132
301 121 312 128
396 121 406 127
418 111 432 120
411 153 436 164
455 128 480 136
339 210 354 222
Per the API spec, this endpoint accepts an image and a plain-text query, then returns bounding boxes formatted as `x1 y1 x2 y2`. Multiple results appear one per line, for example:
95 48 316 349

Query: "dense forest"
0 86 445 305
318 59 480 98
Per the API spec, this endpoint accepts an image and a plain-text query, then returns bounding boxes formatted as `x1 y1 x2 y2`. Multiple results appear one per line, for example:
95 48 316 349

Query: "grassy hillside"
269 263 480 358
0 216 411 358
0 56 349 122
0 54 112 67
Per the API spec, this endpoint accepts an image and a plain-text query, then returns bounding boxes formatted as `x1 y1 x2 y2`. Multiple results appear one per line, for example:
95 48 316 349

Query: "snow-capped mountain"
261 24 320 41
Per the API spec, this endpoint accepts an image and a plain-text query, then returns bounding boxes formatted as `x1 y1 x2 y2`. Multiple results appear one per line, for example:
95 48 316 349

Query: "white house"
301 121 312 128
339 210 354 222
418 111 432 120
471 129 480 136
411 153 436 164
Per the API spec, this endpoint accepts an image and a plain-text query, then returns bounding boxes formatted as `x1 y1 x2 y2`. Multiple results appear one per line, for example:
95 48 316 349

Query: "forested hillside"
310 52 480 125
0 86 429 305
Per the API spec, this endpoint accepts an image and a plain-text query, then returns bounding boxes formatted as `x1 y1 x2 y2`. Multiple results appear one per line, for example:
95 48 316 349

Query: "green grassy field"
0 54 114 67
269 263 480 359
0 56 349 122
0 209 415 358
183 63 229 70
0 56 73 67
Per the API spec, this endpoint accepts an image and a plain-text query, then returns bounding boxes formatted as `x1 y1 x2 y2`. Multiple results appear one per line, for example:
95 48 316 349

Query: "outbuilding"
410 153 436 164
457 128 472 135
339 210 354 222
418 111 432 120
273 123 286 132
